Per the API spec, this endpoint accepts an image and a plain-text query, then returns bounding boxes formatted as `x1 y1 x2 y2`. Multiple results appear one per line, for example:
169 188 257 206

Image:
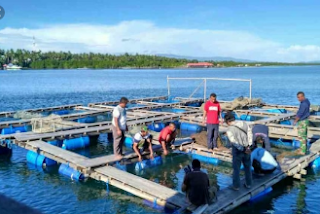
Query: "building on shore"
187 62 213 68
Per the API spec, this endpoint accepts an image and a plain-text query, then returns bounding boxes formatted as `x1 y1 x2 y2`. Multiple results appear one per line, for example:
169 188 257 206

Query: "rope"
101 179 110 214
188 80 204 98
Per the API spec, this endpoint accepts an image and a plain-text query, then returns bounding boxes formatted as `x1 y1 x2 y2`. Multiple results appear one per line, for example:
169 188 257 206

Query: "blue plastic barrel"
310 157 320 169
152 108 162 112
191 152 219 165
77 116 97 123
240 115 256 121
270 139 293 149
180 123 202 133
62 136 90 150
135 156 163 171
52 110 70 115
26 151 46 167
148 123 165 132
222 112 240 120
46 140 62 147
249 187 273 202
292 139 310 148
166 120 180 129
171 109 186 113
58 163 84 180
124 137 134 148
1 125 29 135
280 120 292 125
186 102 202 107
267 109 287 113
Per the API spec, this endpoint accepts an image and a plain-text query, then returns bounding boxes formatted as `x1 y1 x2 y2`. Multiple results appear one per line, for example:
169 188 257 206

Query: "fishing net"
191 131 229 149
13 111 43 119
31 115 80 133
220 96 263 110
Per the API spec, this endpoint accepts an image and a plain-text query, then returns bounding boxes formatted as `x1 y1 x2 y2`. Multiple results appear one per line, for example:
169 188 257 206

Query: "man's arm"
294 103 306 125
132 143 142 161
147 138 154 158
226 130 244 151
202 111 207 125
181 175 188 192
113 108 122 134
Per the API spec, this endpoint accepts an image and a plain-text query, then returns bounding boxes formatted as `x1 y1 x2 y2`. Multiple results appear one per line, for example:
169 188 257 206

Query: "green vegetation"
0 49 189 69
1 49 320 69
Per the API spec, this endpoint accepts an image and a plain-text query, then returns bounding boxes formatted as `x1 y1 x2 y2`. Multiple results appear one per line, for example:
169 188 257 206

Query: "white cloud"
0 20 320 62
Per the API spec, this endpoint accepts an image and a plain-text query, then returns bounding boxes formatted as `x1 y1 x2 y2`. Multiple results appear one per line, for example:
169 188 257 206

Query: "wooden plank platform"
204 140 320 214
22 140 88 169
0 104 82 117
93 166 189 208
88 96 168 106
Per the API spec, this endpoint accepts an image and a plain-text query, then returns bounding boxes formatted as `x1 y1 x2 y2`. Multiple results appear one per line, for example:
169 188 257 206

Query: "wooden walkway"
204 140 320 214
14 138 193 210
0 104 82 117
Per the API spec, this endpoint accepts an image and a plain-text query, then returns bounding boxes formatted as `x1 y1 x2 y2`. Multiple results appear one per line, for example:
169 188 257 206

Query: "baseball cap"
141 126 148 132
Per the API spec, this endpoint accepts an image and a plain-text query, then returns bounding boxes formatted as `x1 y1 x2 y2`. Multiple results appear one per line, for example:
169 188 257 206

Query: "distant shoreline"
12 64 320 70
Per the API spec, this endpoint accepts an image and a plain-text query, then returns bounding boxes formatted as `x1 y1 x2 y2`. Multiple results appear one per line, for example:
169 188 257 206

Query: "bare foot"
114 155 123 161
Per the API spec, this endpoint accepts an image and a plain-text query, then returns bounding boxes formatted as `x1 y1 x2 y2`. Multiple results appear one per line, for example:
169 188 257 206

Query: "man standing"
159 123 177 155
132 126 154 162
203 93 222 150
224 112 252 191
112 97 129 160
293 92 310 155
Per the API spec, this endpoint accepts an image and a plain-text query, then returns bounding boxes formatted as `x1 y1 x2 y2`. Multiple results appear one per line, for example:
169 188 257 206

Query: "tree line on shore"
0 49 319 69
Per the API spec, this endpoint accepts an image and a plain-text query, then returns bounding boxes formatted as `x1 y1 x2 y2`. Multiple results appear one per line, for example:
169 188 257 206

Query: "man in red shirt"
202 93 222 150
159 123 177 155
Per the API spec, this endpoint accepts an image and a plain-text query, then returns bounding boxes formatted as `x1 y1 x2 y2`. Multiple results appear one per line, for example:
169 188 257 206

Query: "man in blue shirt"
293 91 310 155
252 124 271 152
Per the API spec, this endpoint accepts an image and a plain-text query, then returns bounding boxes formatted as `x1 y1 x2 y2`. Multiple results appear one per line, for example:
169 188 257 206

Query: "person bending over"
158 123 177 155
225 112 252 191
132 126 154 162
252 124 271 152
182 159 215 206
251 148 278 175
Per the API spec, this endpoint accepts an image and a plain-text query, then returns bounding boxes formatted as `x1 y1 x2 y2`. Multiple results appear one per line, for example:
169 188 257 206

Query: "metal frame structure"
166 76 252 101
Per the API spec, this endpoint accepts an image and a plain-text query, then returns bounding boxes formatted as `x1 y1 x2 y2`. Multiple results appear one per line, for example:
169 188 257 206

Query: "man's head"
256 135 264 144
192 159 201 169
209 93 217 102
140 125 148 137
297 91 305 102
119 97 129 108
168 122 176 131
224 112 235 125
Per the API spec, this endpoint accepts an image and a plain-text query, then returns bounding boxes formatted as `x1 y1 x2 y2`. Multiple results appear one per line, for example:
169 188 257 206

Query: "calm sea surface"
0 66 320 214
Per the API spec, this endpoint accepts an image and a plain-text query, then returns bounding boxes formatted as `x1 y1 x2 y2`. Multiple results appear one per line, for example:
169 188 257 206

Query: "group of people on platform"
110 90 310 206
111 97 177 160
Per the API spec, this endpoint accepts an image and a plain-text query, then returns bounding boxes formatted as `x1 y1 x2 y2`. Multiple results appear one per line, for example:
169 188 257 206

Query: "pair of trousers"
207 124 219 149
232 146 252 189
112 125 125 156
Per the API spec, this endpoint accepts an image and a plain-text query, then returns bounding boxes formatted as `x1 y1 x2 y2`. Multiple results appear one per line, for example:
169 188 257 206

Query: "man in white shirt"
132 126 154 162
251 148 278 175
112 97 129 160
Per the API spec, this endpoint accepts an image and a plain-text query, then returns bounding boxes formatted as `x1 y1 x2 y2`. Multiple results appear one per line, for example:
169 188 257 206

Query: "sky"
1 0 320 62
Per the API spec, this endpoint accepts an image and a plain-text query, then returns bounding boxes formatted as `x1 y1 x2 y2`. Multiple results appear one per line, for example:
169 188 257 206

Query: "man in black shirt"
182 159 211 206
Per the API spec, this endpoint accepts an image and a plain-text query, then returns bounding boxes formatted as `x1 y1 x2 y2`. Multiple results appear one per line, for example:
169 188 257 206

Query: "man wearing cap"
133 126 154 162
